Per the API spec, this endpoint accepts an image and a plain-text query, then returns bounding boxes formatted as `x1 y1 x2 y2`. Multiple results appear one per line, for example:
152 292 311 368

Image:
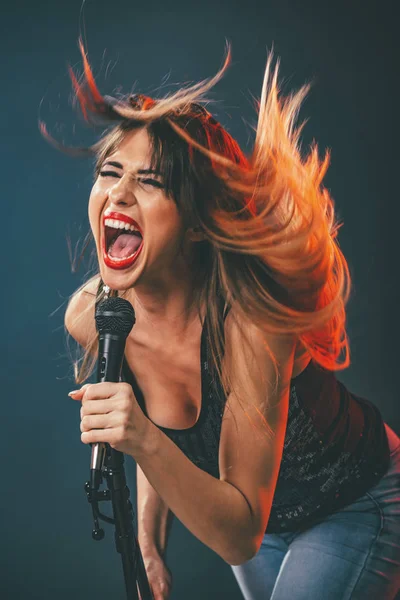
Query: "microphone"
91 296 136 491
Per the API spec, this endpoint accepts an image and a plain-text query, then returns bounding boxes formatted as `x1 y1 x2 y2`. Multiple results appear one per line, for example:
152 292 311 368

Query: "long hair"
41 39 351 410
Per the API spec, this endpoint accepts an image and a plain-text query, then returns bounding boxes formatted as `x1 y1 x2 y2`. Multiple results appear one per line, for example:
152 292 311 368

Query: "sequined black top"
97 285 391 533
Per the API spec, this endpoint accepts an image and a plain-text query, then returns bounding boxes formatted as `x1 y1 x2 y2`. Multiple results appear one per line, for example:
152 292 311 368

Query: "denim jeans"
231 423 400 599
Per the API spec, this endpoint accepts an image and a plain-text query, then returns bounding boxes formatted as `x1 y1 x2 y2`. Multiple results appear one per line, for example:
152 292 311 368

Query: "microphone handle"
91 333 127 487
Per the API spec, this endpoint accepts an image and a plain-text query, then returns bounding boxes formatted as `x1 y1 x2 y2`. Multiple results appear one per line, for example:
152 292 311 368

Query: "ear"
186 226 206 242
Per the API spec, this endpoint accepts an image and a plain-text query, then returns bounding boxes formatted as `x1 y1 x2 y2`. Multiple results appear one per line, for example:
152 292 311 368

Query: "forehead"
106 128 153 167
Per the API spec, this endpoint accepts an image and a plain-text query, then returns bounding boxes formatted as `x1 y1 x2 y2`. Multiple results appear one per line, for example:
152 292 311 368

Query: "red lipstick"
102 211 144 270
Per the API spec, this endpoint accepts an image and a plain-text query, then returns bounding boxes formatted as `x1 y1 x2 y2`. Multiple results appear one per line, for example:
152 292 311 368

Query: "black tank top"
96 283 391 533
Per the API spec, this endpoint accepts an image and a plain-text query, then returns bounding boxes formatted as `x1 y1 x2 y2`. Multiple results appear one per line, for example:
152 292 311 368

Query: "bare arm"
67 287 293 565
137 462 174 558
130 318 294 565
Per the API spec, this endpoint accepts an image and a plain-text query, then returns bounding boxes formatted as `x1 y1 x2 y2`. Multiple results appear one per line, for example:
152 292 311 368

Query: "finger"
70 382 123 401
80 414 114 433
153 591 168 600
80 399 113 417
68 383 92 400
81 428 118 445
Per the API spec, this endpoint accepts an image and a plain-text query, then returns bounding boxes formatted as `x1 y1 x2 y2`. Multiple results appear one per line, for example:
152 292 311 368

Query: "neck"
127 260 202 335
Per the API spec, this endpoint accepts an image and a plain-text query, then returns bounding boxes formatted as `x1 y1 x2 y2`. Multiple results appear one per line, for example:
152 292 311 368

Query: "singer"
45 41 400 599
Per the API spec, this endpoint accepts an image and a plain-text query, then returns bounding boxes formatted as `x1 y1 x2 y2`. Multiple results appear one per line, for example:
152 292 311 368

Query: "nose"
107 174 137 208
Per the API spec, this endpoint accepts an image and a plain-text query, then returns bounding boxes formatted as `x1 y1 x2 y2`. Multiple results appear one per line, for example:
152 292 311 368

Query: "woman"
43 40 400 599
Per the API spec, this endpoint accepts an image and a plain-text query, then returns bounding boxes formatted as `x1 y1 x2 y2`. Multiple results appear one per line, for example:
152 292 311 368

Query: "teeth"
104 218 140 233
107 252 137 262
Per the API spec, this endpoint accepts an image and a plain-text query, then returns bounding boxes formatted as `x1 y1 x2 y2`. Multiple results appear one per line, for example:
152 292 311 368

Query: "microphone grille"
95 297 136 337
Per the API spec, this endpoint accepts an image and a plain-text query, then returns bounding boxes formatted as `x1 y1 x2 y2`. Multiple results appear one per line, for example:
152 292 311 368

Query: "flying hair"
43 39 352 422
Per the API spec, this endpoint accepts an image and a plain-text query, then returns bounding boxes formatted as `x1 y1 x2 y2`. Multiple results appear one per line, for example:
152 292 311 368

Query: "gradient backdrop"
1 0 399 598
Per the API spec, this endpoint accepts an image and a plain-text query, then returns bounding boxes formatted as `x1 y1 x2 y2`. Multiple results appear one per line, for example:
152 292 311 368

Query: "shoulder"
223 306 297 398
64 276 101 349
224 307 296 352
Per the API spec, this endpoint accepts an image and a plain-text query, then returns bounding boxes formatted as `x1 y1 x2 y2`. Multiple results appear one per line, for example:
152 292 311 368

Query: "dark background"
1 0 399 598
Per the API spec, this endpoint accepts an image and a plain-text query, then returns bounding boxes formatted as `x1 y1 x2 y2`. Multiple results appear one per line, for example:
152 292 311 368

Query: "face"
89 128 189 291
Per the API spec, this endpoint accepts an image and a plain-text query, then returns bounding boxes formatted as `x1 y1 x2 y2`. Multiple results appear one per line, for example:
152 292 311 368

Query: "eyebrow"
102 160 161 176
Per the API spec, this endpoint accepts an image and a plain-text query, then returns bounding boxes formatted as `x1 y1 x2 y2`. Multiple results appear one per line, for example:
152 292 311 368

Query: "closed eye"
99 170 120 178
99 172 164 188
138 178 165 189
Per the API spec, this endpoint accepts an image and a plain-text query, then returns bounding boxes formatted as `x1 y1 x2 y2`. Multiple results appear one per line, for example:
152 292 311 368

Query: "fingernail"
68 390 80 396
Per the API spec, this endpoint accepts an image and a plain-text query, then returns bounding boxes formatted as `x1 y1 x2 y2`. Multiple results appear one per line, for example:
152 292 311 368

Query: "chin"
98 259 145 293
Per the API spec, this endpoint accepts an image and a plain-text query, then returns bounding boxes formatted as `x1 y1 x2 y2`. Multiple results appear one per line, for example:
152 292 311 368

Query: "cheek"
151 203 184 245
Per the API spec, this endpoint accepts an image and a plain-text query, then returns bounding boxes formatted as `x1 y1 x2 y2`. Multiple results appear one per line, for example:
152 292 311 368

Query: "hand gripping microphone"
91 296 136 491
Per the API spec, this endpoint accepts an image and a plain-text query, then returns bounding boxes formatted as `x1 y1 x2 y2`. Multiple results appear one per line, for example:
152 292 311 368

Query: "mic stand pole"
84 443 153 600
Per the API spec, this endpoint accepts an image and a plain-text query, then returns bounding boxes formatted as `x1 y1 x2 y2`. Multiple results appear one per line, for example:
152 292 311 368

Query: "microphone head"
95 297 136 337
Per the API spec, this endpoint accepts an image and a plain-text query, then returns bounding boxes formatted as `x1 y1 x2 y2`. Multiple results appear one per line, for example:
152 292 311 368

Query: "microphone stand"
81 293 153 599
84 444 153 600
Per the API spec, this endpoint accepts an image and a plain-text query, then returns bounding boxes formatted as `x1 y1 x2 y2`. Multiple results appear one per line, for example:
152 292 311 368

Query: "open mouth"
102 216 144 270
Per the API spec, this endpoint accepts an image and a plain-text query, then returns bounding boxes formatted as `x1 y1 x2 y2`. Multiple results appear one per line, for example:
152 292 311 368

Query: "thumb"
68 383 91 399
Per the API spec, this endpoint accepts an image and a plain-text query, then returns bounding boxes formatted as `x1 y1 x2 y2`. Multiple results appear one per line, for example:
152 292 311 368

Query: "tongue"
109 233 142 258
